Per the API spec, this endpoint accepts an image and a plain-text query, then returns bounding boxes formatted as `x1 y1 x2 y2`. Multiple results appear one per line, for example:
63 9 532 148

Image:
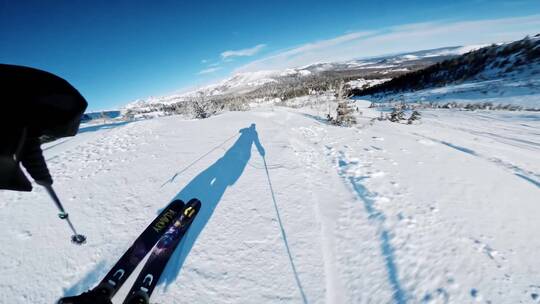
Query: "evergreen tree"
389 107 405 122
335 100 357 126
407 110 421 124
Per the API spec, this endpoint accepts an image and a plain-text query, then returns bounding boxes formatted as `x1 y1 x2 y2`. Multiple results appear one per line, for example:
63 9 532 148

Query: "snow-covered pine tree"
333 81 357 126
407 110 421 124
192 91 212 119
335 101 357 126
388 106 405 122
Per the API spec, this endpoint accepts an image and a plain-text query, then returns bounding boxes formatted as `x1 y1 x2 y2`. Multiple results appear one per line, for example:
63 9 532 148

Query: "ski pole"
42 183 87 244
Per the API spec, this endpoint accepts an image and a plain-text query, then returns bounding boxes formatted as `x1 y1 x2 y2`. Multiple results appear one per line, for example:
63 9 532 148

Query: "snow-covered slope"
0 101 538 303
355 36 540 107
361 77 540 109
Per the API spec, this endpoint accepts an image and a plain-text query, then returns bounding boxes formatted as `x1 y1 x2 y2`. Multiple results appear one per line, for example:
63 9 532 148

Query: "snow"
369 77 540 108
1 98 539 303
347 78 391 90
421 44 488 57
362 51 540 109
401 55 418 60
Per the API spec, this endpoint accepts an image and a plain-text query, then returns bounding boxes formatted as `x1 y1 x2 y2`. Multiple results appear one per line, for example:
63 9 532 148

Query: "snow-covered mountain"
354 35 540 108
206 44 489 93
123 44 481 112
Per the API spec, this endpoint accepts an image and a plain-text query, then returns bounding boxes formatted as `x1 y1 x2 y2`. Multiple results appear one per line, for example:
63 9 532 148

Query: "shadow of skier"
159 123 265 288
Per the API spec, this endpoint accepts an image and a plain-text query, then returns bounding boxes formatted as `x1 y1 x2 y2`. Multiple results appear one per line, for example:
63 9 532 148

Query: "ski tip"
182 198 201 220
171 199 185 205
186 198 201 208
166 199 185 210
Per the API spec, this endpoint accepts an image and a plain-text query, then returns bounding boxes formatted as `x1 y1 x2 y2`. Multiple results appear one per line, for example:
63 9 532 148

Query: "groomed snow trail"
0 103 539 303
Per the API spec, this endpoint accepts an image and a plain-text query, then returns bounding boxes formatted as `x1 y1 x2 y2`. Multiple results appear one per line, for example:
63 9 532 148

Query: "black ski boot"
57 286 113 304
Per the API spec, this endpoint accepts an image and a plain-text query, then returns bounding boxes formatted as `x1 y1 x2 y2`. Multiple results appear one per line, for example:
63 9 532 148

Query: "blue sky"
1 1 539 111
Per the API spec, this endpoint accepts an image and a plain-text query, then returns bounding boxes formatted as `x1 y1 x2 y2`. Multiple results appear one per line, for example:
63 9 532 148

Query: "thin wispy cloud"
221 44 266 60
197 66 222 75
236 14 540 73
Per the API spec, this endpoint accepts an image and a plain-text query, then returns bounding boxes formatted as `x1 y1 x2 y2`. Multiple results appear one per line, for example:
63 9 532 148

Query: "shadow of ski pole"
158 124 262 288
159 133 240 188
262 155 309 304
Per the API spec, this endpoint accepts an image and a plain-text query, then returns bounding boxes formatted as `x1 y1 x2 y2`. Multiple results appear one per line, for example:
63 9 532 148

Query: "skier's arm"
0 64 87 191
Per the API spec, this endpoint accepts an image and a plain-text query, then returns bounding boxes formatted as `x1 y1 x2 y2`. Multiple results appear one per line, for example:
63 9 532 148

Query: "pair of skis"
58 198 201 304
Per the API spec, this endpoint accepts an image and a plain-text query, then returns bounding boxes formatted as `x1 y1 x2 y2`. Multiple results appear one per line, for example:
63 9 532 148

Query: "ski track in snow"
0 102 539 303
412 111 540 189
335 150 407 304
